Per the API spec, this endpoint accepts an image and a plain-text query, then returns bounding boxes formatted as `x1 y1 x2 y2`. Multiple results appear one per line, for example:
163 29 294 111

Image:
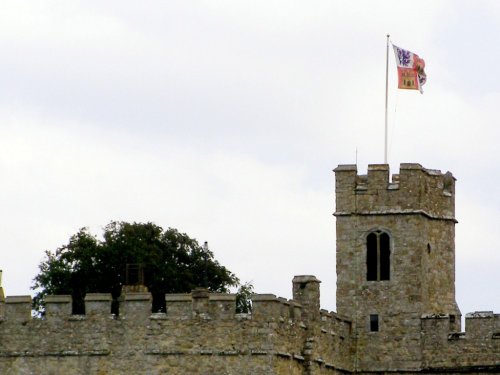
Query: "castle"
0 163 498 374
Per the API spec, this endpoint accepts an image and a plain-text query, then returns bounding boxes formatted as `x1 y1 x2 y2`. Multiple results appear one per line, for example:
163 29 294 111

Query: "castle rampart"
0 276 356 374
333 163 498 374
0 279 498 373
334 163 456 221
421 312 500 371
0 163 498 374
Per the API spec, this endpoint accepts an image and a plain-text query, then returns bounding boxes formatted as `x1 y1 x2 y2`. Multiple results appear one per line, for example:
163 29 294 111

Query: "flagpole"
384 34 390 164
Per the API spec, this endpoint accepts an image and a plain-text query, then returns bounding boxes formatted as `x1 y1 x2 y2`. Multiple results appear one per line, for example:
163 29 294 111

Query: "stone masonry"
0 163 498 374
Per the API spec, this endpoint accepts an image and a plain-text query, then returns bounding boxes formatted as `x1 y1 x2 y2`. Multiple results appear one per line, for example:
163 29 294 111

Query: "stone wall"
334 163 455 220
333 163 497 373
421 312 500 372
0 277 353 375
335 163 460 321
0 279 498 374
0 163 498 374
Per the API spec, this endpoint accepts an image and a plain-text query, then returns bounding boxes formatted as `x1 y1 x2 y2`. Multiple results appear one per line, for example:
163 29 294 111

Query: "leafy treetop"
32 221 239 314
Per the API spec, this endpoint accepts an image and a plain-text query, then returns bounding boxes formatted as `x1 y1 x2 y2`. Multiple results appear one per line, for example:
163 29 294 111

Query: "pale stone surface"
334 164 498 373
0 163 498 374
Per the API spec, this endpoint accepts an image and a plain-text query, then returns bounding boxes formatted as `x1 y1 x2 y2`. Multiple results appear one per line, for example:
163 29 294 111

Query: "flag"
392 44 426 93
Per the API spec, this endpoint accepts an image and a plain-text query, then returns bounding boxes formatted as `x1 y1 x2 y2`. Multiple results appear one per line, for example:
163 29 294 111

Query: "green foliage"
235 282 253 314
32 222 239 314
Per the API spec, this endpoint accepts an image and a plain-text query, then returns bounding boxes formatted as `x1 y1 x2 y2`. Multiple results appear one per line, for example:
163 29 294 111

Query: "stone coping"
209 294 235 301
465 311 495 318
123 293 151 301
165 294 191 302
292 275 321 283
45 295 71 303
5 296 31 304
84 294 112 302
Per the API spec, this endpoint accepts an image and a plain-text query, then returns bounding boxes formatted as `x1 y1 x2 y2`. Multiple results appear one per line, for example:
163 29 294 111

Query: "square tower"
334 163 461 371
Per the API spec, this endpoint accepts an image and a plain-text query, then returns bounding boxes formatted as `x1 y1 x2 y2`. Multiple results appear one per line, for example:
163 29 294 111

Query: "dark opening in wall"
379 233 390 280
152 292 166 313
366 231 390 281
370 314 379 332
449 314 457 331
367 233 378 281
71 292 85 315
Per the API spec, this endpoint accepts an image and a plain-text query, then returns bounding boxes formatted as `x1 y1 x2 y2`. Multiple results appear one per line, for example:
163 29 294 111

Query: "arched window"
366 230 390 281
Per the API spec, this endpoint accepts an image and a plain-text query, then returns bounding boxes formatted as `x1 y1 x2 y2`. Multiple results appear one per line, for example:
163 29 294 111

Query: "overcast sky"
0 1 498 317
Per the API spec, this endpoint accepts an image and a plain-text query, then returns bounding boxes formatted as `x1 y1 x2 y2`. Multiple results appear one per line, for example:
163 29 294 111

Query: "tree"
32 221 239 314
235 282 253 314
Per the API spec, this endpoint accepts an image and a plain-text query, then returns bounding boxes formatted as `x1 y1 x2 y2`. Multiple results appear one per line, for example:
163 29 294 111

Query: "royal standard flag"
393 45 426 93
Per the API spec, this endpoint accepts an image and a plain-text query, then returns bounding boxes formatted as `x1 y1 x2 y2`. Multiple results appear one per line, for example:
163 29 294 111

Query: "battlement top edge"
335 163 452 176
5 295 31 303
209 294 236 301
251 294 277 302
465 311 495 318
123 293 151 301
45 295 71 303
84 293 112 302
334 164 357 172
400 163 424 170
367 164 389 171
292 275 321 283
165 294 191 302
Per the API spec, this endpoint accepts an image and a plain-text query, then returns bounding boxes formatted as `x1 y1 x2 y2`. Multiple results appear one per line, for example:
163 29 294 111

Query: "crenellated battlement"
421 312 500 370
318 309 352 339
0 291 308 324
1 162 499 374
422 312 500 341
464 311 500 339
333 162 500 373
334 163 456 221
0 275 357 374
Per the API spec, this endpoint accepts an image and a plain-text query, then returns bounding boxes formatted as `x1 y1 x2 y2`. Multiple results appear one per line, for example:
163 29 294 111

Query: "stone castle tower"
334 163 462 371
0 163 498 374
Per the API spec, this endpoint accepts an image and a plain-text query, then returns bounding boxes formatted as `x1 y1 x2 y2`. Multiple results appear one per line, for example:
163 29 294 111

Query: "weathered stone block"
121 292 152 320
84 293 112 315
45 295 72 317
166 294 192 318
252 294 281 321
5 295 31 323
209 293 236 319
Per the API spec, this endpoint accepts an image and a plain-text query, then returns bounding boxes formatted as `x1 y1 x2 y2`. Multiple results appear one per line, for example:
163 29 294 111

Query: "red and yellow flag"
393 45 426 93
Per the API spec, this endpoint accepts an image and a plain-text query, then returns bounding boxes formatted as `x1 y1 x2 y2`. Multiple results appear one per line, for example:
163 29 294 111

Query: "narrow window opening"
427 243 431 254
366 233 378 281
366 231 391 281
370 314 379 332
379 233 390 280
